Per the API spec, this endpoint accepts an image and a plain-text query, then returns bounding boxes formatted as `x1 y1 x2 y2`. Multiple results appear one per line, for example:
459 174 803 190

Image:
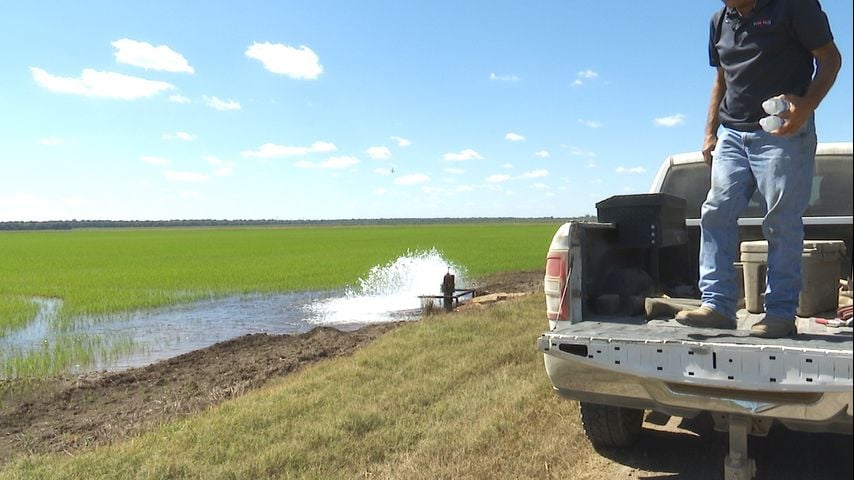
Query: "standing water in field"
304 248 469 327
0 249 468 377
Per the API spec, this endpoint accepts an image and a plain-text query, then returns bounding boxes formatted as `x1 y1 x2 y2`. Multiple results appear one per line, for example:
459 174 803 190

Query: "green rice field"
0 223 559 377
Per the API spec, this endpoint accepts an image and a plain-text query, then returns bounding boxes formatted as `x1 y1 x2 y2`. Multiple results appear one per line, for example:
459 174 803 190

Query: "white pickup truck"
537 142 853 479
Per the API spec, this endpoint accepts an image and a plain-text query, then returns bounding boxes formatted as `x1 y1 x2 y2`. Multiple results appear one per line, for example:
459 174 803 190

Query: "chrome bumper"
539 333 853 432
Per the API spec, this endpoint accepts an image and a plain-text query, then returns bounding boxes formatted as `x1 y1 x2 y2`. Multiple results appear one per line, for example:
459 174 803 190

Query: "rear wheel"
579 402 644 448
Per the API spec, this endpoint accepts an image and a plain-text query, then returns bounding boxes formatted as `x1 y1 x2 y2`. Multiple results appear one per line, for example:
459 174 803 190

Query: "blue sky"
1 1 851 221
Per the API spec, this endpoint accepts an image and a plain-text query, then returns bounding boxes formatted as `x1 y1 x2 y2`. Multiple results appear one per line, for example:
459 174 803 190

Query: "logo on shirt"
753 18 772 29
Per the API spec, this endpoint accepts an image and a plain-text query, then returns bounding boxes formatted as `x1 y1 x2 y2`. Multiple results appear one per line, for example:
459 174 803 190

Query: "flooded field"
0 250 468 377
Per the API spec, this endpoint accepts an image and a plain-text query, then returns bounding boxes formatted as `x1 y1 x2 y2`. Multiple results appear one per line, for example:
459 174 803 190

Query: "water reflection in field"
0 249 467 376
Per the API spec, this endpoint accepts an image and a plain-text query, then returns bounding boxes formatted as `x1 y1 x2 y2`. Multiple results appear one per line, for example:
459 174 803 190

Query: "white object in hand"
760 115 785 132
762 98 790 116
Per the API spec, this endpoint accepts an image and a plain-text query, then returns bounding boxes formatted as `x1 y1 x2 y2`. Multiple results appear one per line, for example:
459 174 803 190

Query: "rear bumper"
538 331 854 434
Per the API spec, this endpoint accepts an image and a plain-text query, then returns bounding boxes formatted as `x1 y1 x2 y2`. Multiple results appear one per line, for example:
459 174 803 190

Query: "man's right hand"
702 135 717 166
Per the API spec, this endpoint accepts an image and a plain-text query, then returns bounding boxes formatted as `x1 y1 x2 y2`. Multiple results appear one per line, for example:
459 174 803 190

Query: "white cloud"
39 138 63 146
0 193 49 214
394 173 430 185
241 141 337 159
374 167 393 176
578 119 604 128
366 146 392 160
616 166 647 174
532 183 549 189
205 156 235 177
489 72 519 82
211 167 233 177
535 150 550 158
505 132 525 142
442 149 483 162
486 174 512 183
444 168 465 175
0 193 98 221
295 156 359 169
373 188 388 195
655 114 686 127
569 146 597 158
162 131 195 141
169 94 191 104
165 170 209 182
30 67 174 99
111 38 194 73
140 155 170 166
456 185 476 193
323 156 359 169
521 169 549 179
203 95 241 111
572 69 599 87
390 136 411 147
245 42 323 80
502 163 513 169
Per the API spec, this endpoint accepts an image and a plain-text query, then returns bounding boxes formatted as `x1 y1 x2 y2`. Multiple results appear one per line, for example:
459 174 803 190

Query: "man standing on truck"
675 0 841 338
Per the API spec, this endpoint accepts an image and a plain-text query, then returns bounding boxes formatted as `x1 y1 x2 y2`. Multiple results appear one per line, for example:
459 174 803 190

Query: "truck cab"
537 142 853 480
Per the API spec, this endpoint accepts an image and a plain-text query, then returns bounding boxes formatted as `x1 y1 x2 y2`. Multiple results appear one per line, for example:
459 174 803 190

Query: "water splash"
305 248 468 326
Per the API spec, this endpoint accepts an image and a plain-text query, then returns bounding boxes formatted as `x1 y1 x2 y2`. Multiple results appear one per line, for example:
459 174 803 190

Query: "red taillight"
545 251 568 321
546 254 564 277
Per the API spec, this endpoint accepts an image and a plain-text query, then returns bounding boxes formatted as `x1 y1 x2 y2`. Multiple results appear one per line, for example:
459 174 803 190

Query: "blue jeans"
699 118 817 320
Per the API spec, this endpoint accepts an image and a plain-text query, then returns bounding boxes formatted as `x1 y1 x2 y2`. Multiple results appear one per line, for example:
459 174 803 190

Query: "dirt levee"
0 323 398 463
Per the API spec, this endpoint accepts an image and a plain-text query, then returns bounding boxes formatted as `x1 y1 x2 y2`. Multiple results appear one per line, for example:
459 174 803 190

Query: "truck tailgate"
538 316 853 428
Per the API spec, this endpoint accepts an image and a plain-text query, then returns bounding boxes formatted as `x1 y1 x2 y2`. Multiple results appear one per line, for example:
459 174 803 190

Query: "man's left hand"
772 94 813 136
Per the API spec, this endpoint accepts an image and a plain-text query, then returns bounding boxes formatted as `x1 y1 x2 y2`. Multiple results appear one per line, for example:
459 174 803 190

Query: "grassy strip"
0 295 607 479
0 296 37 339
1 335 137 379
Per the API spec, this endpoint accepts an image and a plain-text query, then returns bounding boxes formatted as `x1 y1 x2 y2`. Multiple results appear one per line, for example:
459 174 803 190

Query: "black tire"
579 402 644 448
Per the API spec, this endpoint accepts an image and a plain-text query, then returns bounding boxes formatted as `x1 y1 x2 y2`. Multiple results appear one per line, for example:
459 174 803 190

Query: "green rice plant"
0 333 137 379
0 296 38 339
0 223 559 378
0 224 557 321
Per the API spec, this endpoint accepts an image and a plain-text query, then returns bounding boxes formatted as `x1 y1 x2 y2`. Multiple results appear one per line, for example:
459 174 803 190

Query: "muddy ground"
1 270 851 479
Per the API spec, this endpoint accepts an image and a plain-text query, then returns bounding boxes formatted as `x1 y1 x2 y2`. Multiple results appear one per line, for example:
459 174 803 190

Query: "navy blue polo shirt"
709 0 833 131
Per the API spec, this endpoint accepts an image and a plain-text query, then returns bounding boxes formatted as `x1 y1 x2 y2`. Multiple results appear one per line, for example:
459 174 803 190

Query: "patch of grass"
0 296 38 339
1 334 136 379
0 224 557 377
0 295 608 479
0 224 557 323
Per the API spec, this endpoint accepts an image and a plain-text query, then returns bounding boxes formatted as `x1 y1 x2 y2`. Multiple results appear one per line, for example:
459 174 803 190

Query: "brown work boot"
750 314 797 338
675 306 736 329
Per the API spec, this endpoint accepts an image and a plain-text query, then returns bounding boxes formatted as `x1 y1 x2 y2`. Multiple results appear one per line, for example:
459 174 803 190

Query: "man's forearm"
802 41 842 112
705 69 726 138
701 68 726 164
776 41 841 136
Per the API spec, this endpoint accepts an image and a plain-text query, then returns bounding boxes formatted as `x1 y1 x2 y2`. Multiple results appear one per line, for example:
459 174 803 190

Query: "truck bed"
577 309 853 351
